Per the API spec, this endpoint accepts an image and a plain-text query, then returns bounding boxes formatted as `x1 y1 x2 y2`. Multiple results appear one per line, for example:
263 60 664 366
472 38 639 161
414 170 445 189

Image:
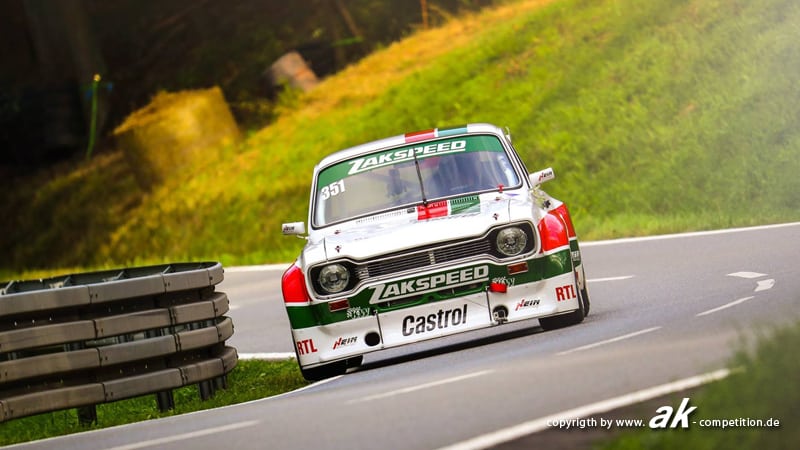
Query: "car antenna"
411 148 429 206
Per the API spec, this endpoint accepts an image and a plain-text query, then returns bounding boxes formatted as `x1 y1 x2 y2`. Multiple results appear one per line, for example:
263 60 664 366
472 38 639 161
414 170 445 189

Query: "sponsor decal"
536 168 554 183
555 284 577 301
515 298 541 311
347 140 467 175
333 336 358 350
370 265 490 303
296 339 318 355
401 305 468 336
492 276 516 287
346 306 371 319
416 196 481 220
315 135 506 187
417 200 449 220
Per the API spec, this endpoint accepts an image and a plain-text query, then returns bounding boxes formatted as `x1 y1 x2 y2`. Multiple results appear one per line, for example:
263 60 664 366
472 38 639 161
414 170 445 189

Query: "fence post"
77 406 97 426
156 390 175 412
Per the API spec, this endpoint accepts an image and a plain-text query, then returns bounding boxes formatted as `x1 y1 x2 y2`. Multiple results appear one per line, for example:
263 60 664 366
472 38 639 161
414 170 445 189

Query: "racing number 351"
320 180 346 200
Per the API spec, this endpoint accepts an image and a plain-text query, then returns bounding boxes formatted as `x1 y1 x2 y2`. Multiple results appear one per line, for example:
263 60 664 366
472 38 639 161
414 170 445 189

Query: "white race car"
281 123 589 380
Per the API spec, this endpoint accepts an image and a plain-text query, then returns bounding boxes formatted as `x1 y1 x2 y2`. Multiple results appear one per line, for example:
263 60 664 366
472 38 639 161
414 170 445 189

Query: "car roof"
315 123 508 170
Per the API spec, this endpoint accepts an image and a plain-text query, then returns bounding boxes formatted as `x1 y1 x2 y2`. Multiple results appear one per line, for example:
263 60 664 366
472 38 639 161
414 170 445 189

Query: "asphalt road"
11 223 800 450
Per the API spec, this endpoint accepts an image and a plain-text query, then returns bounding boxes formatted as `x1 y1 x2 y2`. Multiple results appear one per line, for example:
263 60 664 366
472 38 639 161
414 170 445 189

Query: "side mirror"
282 222 306 236
529 167 555 186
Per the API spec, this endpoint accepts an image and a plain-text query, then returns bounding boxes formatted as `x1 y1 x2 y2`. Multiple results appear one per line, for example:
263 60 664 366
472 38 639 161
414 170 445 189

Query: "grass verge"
599 320 800 450
0 359 308 446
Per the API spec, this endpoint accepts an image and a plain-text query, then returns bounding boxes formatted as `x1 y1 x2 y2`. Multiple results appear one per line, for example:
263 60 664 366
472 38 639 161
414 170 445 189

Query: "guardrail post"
156 390 175 412
198 380 215 401
77 405 97 426
213 375 227 390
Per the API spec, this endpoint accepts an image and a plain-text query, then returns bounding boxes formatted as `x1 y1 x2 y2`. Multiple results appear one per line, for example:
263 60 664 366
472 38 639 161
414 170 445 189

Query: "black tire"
300 360 348 381
578 264 590 317
538 266 587 330
538 294 584 330
346 355 364 369
299 355 363 382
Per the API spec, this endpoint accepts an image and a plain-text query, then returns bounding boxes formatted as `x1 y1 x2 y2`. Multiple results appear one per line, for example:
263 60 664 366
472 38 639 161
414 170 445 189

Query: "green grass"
2 0 800 274
600 320 800 450
0 359 308 446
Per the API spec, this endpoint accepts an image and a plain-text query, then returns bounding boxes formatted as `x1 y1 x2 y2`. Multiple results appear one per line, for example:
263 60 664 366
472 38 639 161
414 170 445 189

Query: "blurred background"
0 0 495 167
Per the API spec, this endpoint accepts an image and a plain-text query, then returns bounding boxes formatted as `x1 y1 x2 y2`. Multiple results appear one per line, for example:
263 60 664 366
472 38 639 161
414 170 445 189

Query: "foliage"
601 320 800 449
2 0 800 273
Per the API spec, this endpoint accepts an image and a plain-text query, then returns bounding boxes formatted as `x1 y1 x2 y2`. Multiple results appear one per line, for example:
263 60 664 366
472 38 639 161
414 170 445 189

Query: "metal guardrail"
0 262 237 423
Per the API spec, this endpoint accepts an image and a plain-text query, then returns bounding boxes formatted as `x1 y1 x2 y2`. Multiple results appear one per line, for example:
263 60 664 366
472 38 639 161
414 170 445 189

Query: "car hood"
303 192 535 265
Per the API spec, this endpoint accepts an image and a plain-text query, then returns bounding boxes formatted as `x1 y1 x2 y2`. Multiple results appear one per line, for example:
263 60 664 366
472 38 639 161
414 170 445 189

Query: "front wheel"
538 294 584 330
577 264 590 317
299 356 363 382
538 266 588 330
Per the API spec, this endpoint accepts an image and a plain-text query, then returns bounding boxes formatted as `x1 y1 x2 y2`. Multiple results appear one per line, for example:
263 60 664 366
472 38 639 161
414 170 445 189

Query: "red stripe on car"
405 129 437 143
417 200 449 220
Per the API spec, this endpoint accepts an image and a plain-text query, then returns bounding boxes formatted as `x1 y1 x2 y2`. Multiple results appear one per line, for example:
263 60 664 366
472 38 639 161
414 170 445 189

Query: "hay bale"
113 86 240 189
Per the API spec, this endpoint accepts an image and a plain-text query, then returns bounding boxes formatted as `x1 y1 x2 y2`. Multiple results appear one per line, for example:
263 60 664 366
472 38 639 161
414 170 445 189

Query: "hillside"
3 0 800 275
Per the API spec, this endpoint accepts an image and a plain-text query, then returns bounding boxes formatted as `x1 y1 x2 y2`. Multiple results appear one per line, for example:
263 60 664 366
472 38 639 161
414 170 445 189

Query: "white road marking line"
238 352 296 360
435 368 732 450
556 327 662 356
105 420 260 450
587 275 634 283
224 263 289 273
755 279 775 292
727 272 767 279
696 297 754 317
347 370 493 404
582 221 800 247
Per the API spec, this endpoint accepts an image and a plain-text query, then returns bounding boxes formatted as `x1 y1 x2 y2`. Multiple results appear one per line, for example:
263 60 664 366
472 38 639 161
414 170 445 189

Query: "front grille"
433 240 492 264
365 238 492 278
310 222 536 297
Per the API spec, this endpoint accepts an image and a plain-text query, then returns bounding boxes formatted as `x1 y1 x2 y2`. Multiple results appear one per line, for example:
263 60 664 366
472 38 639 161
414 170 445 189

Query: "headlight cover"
495 226 528 256
318 263 351 293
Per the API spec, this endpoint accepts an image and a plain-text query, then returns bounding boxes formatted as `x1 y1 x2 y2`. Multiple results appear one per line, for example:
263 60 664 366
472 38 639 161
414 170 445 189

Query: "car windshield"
313 134 521 227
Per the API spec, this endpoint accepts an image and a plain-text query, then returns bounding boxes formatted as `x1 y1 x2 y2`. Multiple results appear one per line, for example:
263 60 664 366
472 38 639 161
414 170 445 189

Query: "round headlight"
318 264 350 293
496 227 528 256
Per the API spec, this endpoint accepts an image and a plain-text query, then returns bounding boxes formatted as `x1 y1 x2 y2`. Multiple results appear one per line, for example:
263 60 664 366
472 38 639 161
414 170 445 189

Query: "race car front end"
282 199 584 380
280 123 588 380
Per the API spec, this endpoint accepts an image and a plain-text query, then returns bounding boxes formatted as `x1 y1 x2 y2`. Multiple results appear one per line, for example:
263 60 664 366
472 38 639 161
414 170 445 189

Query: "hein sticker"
333 336 357 350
